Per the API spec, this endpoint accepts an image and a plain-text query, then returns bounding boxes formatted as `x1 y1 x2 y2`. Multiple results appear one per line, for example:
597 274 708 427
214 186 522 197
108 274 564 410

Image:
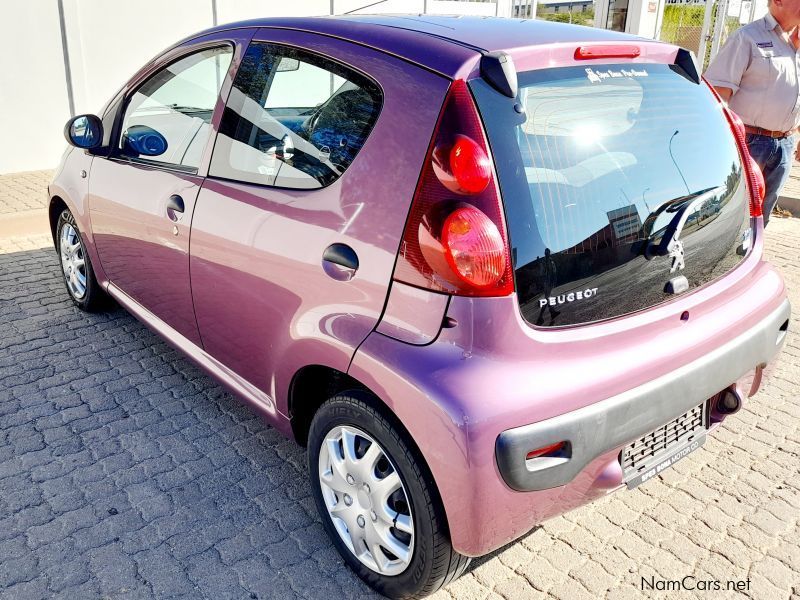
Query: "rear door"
89 34 244 345
190 29 448 411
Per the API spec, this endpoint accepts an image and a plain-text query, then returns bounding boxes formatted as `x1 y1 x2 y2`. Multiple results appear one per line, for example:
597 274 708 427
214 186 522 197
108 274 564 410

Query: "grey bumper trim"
496 298 791 492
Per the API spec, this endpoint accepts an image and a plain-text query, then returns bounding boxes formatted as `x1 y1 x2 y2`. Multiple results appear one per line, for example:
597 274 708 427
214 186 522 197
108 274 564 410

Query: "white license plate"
624 433 706 490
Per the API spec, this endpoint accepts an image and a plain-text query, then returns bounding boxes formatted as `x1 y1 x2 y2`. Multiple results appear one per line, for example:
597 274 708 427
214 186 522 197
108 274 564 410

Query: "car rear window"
470 63 751 327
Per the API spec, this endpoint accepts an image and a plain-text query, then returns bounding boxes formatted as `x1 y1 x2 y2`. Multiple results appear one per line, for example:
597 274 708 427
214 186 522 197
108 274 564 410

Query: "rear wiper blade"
639 185 726 271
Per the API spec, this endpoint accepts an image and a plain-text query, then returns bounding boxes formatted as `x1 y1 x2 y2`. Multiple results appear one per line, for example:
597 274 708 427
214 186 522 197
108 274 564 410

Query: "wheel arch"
48 195 69 244
290 363 455 538
288 364 368 446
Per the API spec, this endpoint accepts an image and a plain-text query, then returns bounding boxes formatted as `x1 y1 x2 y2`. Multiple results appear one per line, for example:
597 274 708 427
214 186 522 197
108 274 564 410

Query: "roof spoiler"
673 48 701 84
480 46 698 97
480 51 518 98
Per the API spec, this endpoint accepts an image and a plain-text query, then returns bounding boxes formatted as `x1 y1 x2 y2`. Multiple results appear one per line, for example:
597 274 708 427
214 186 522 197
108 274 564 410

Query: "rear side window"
471 63 751 327
210 42 382 189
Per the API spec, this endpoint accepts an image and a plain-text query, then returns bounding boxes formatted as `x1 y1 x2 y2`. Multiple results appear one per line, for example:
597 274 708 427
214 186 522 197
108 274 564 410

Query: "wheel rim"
59 223 87 299
318 425 414 576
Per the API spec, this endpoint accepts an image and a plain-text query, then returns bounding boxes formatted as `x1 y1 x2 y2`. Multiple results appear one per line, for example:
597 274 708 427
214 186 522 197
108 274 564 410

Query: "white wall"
0 3 72 174
217 0 330 23
0 0 509 174
428 0 499 14
626 0 661 38
63 0 214 116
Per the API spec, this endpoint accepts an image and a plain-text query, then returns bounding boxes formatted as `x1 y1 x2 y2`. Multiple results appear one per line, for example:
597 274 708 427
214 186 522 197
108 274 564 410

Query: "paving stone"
0 174 798 599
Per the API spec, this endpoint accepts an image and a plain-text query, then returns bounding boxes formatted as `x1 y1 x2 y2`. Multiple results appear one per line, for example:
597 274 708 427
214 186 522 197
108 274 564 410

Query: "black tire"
55 208 108 312
308 392 470 599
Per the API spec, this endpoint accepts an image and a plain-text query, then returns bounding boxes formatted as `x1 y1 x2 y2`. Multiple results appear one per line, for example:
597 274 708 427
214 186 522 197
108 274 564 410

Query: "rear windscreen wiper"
639 185 726 272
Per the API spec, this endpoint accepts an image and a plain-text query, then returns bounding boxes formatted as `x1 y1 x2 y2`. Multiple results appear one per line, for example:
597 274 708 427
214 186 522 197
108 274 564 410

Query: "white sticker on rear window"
585 67 649 83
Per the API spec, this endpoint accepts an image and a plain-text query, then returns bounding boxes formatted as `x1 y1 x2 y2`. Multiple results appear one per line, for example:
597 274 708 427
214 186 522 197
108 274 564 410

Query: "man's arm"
713 87 734 102
705 31 748 100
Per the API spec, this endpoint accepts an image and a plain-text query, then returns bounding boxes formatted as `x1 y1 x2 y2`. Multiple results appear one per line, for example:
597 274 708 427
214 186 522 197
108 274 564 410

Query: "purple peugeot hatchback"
51 15 790 598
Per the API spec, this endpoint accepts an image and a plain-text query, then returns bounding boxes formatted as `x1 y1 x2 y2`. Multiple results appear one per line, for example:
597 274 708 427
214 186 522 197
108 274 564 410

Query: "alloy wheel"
59 223 87 299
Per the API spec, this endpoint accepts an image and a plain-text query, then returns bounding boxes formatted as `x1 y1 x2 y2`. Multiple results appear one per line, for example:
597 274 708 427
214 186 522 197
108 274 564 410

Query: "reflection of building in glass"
562 204 642 254
607 205 642 241
605 0 629 31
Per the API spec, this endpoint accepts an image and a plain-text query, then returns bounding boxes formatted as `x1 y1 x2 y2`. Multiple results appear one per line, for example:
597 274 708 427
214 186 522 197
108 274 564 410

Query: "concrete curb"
778 195 800 217
0 209 50 239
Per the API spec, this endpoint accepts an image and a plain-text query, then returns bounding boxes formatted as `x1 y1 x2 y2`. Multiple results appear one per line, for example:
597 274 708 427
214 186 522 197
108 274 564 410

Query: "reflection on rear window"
471 64 751 327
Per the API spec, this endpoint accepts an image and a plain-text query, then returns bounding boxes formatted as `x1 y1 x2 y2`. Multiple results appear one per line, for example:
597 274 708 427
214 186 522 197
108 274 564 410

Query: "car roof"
190 14 646 78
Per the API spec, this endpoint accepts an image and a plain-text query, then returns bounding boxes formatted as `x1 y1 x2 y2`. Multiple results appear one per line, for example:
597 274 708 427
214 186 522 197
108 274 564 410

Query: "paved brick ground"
0 171 53 215
0 176 798 599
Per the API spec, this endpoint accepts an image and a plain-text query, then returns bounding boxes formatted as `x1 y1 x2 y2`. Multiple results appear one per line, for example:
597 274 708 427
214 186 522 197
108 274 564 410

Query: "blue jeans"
746 133 795 227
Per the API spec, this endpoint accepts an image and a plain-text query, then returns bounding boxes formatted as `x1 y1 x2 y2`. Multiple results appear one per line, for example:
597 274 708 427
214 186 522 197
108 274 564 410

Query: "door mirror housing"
121 125 168 157
64 114 103 149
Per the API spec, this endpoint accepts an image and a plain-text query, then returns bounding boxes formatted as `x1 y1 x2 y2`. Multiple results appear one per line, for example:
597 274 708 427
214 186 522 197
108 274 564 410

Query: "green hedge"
536 9 595 25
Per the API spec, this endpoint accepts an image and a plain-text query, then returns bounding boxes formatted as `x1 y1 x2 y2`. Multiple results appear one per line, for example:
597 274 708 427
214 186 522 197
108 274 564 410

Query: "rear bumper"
350 242 789 557
495 298 790 492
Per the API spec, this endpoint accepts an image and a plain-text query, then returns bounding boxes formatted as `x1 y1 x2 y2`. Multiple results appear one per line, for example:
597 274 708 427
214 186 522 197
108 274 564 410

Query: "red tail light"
394 79 514 297
711 91 765 218
442 206 506 288
747 155 766 208
726 108 765 217
447 135 492 194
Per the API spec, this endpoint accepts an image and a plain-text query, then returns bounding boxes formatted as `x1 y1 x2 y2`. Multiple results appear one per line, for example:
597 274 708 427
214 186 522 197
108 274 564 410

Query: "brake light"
447 135 492 194
394 79 513 297
574 45 641 60
716 100 765 218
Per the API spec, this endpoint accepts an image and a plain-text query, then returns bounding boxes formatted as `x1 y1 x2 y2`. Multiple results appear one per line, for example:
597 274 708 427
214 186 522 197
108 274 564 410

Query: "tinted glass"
120 46 232 169
209 43 382 189
471 63 751 328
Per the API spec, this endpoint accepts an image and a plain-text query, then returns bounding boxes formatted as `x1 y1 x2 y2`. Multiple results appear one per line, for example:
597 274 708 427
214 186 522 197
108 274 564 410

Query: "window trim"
107 41 236 175
206 40 385 192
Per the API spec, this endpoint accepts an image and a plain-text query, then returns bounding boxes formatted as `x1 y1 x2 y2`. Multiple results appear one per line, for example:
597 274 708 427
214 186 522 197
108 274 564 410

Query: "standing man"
705 0 800 226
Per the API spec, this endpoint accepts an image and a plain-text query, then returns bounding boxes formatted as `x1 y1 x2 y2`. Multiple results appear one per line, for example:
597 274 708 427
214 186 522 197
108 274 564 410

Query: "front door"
89 43 234 346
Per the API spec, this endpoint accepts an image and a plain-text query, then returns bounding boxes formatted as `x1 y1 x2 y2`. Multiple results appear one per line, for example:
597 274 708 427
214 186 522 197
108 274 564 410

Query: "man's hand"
795 138 800 162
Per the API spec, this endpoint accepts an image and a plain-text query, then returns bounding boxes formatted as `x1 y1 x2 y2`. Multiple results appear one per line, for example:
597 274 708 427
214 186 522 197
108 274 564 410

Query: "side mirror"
121 125 168 157
64 114 103 149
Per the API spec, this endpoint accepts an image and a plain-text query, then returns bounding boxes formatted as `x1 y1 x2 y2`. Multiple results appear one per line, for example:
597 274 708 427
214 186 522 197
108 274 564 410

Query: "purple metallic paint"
49 151 99 275
376 281 450 345
90 163 205 345
49 15 790 566
349 222 786 556
189 28 450 420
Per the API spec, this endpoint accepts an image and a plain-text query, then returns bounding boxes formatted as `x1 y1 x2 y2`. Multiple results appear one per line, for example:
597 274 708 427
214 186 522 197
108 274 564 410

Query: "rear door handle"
166 194 184 221
322 243 359 281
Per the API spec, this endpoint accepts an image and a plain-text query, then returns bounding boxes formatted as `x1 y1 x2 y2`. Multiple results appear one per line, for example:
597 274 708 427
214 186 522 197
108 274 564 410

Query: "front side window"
119 46 233 170
209 43 382 189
